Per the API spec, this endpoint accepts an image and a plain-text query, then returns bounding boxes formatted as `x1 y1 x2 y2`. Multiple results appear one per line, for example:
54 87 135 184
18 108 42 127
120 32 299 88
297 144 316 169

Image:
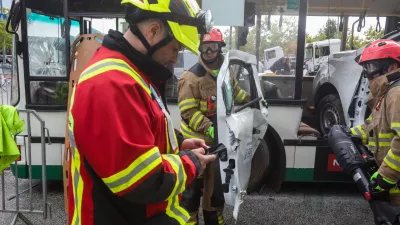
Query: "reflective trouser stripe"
384 150 400 173
179 98 199 112
351 126 367 144
218 215 225 225
163 155 190 224
392 122 400 135
234 89 247 103
189 111 205 131
102 147 162 194
69 129 83 225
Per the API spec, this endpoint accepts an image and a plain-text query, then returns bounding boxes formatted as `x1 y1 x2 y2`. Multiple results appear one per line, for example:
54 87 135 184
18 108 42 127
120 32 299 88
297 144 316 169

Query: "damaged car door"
216 49 268 220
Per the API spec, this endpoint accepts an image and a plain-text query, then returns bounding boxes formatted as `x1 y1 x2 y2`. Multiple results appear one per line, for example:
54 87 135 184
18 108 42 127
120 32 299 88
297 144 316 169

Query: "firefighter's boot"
203 209 225 225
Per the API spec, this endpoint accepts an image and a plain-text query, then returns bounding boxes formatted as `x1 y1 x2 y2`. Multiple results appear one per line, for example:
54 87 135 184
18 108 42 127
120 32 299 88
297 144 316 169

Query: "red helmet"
201 28 226 47
358 39 400 78
359 39 400 64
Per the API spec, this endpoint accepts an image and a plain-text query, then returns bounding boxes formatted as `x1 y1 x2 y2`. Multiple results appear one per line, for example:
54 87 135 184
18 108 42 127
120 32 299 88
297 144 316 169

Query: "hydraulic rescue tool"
328 124 400 225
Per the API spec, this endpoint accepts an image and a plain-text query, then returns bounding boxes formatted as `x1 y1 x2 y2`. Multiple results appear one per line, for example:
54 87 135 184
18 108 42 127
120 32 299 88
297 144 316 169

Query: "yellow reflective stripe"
392 122 400 135
186 223 197 225
189 111 204 131
384 150 400 173
368 141 376 147
199 100 208 112
218 215 225 225
163 154 190 224
367 115 373 122
180 122 213 143
79 58 151 95
351 126 367 144
179 98 199 112
390 187 400 194
379 133 395 138
102 147 162 194
165 119 172 154
71 145 83 225
234 89 246 103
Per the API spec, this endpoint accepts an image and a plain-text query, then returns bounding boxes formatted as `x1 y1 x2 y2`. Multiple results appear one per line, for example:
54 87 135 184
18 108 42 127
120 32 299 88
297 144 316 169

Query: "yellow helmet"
121 0 213 55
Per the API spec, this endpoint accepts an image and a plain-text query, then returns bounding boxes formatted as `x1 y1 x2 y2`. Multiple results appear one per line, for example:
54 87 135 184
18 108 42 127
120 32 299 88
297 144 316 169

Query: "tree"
324 19 337 39
0 20 13 51
363 25 385 44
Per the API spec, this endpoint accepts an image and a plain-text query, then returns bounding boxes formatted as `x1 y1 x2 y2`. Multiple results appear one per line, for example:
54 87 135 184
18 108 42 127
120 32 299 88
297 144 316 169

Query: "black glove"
370 171 397 192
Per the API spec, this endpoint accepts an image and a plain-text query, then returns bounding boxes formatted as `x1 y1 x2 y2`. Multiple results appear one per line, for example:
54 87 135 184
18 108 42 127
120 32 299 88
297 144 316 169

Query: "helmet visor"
200 43 220 54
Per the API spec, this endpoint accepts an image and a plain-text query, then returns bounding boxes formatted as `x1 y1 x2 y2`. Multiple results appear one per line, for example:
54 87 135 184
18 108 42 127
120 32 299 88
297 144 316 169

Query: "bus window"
26 12 79 106
92 18 117 35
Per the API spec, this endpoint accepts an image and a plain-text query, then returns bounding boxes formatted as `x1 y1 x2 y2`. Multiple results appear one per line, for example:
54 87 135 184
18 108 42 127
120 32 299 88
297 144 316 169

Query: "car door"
216 49 268 220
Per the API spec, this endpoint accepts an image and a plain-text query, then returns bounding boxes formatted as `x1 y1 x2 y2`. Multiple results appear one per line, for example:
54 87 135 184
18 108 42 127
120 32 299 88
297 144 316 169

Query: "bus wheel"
247 139 269 193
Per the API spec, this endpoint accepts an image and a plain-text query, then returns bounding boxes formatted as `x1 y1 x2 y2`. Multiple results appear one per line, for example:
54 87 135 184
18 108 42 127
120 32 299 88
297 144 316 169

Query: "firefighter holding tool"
350 39 400 205
67 0 218 225
177 28 250 225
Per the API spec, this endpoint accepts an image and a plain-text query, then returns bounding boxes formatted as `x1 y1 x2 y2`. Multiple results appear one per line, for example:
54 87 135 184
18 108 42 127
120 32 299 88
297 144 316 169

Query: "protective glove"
206 126 214 139
370 171 397 192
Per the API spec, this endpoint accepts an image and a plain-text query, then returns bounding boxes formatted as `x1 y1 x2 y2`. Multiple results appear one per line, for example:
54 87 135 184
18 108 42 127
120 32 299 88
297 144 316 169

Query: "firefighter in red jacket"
67 1 216 225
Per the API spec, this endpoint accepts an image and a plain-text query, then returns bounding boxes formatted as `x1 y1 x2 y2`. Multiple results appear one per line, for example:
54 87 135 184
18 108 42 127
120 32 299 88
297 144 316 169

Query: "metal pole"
27 113 33 212
341 16 349 51
294 0 308 100
255 12 261 69
1 173 5 210
41 120 47 219
229 26 232 50
64 0 71 79
235 26 239 50
116 18 119 31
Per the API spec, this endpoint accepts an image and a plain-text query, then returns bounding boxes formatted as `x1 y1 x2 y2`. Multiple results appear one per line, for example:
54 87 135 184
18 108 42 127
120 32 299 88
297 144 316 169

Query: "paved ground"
0 169 375 225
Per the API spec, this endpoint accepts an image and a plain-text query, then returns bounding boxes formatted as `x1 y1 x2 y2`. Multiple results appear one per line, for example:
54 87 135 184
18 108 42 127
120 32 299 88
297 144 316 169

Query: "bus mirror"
6 0 22 34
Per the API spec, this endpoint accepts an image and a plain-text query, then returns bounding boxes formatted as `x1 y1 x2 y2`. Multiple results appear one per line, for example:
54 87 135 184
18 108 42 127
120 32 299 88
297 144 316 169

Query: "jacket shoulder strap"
389 79 400 90
188 63 206 77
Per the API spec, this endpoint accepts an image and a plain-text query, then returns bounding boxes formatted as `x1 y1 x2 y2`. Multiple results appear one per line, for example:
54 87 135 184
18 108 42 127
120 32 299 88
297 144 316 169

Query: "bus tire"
247 139 269 193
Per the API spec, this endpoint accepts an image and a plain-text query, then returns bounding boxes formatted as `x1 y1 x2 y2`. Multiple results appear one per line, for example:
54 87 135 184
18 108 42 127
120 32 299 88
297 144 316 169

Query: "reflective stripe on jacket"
350 80 400 182
177 55 250 142
68 46 200 225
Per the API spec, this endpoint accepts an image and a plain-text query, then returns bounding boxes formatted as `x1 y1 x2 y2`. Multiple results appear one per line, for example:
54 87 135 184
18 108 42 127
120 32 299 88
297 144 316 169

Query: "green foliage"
0 20 13 51
55 82 69 104
324 19 337 39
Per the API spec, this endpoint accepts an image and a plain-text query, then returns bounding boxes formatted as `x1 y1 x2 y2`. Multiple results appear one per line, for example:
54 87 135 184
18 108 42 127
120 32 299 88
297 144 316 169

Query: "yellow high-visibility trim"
163 154 190 225
189 111 204 131
79 58 151 95
102 147 162 194
178 98 199 112
384 150 400 173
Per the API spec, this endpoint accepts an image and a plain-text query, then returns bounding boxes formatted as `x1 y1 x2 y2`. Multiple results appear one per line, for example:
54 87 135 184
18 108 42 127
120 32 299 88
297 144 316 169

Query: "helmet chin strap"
129 24 173 57
201 54 218 65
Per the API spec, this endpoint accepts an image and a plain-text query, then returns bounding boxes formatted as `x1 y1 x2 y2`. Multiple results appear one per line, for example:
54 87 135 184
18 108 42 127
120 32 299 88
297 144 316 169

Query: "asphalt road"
0 170 375 225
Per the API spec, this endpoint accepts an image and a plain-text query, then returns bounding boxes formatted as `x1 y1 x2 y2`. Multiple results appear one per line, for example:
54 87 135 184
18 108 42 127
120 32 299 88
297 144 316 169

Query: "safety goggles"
200 43 220 54
361 59 393 79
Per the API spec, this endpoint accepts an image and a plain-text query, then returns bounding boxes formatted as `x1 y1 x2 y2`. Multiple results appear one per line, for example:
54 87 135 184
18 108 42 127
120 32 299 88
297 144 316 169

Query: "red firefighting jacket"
67 30 200 225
